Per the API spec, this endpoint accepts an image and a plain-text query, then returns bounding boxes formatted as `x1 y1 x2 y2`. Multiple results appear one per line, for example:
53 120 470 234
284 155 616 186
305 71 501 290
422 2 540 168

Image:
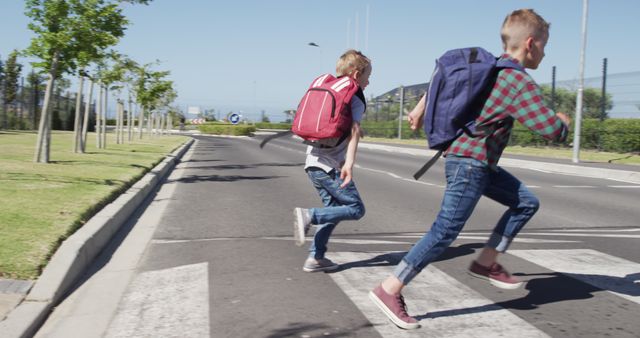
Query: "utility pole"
551 66 556 111
398 86 404 140
600 58 607 121
572 0 589 163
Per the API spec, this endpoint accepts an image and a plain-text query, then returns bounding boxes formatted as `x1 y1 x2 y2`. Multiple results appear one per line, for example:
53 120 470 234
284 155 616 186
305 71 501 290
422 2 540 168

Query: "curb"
0 138 195 338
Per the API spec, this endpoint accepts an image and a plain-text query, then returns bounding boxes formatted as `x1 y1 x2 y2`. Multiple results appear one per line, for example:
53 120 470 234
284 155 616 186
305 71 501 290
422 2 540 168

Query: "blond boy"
293 50 372 272
369 9 570 329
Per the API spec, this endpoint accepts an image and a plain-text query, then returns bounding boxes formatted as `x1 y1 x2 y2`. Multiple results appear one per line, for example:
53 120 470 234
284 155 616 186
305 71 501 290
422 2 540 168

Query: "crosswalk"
326 245 640 337
99 230 640 337
330 251 549 337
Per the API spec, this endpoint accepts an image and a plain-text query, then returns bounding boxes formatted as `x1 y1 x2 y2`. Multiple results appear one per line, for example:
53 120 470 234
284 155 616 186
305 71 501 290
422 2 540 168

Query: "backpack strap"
259 130 293 148
413 150 443 180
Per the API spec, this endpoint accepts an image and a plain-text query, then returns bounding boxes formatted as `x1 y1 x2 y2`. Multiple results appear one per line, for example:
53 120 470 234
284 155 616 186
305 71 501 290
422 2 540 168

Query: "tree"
540 85 613 119
3 50 22 129
25 0 129 162
132 63 173 139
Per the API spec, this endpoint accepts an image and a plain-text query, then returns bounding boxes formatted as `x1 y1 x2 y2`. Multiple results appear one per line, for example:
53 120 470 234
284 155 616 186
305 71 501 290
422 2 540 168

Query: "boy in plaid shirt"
369 9 571 329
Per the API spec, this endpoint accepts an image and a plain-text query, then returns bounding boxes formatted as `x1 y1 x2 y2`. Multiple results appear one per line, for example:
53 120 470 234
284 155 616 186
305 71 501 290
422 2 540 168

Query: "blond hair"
336 49 371 77
501 9 550 51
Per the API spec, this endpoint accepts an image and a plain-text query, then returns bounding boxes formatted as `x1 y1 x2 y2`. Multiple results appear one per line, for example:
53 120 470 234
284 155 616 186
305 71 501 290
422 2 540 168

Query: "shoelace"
396 294 410 317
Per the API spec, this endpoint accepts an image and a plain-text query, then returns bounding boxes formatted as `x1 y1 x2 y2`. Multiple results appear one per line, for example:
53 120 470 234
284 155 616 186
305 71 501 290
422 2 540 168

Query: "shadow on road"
187 162 304 171
264 322 375 338
332 243 485 273
169 174 284 183
415 271 640 320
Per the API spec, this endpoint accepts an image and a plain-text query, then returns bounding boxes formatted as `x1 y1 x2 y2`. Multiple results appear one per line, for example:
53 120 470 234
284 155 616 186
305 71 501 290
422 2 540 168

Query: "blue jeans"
394 156 540 285
306 167 365 259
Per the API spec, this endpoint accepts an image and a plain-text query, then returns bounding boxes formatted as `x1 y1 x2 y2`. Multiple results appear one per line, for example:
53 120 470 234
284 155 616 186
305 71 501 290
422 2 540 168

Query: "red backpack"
291 74 360 148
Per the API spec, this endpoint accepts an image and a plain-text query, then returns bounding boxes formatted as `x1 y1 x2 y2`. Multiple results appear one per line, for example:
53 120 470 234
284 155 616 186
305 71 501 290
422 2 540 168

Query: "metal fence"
362 69 640 143
0 81 96 131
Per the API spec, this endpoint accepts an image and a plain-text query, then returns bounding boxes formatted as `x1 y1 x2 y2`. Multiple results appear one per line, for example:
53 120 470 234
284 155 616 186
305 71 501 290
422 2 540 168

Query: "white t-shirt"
304 94 365 173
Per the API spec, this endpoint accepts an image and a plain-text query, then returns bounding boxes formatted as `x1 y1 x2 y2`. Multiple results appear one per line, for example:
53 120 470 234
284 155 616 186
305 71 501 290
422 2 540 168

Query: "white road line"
356 165 446 188
264 237 413 245
548 228 640 233
383 234 580 243
456 235 579 244
607 185 640 188
517 232 640 239
152 237 413 245
510 249 640 305
329 251 549 338
105 263 210 338
552 185 596 188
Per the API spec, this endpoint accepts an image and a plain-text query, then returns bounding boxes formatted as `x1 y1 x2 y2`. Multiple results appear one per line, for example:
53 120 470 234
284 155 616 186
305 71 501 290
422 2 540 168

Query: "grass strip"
0 130 189 279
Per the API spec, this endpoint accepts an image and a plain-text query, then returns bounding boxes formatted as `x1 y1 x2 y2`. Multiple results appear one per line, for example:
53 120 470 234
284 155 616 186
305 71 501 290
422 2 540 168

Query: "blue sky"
1 0 639 121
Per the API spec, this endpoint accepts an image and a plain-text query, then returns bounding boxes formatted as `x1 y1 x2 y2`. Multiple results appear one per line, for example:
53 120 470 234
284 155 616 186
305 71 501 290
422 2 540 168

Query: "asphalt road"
36 135 640 338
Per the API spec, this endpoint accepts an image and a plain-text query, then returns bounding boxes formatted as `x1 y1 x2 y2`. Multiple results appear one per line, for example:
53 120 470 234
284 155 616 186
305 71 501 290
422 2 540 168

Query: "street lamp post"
398 86 404 140
572 0 589 163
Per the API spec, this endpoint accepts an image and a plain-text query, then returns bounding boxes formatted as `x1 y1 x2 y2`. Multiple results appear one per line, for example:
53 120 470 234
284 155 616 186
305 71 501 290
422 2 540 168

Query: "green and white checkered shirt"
446 54 568 169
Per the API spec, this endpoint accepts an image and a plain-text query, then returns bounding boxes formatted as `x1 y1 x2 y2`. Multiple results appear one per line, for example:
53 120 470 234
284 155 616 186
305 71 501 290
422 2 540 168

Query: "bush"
197 124 256 136
255 122 291 130
509 118 640 153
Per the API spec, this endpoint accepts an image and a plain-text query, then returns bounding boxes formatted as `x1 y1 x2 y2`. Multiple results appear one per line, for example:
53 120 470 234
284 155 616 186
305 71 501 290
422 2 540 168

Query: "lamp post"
572 0 589 163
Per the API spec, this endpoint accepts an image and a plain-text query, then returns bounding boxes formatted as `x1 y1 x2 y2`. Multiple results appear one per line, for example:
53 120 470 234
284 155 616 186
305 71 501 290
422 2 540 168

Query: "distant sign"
188 106 201 116
191 118 206 124
229 113 241 125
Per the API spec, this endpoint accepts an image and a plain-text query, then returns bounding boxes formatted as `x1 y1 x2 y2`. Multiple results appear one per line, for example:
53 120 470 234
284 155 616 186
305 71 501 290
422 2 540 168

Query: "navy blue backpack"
413 47 524 180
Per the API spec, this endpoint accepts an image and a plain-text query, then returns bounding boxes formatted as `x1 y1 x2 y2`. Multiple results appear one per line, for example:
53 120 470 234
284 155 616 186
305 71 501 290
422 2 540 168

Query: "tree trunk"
116 101 123 144
138 106 144 139
96 85 103 148
34 56 58 163
147 111 153 138
127 93 133 142
81 79 94 152
102 87 108 148
73 75 85 152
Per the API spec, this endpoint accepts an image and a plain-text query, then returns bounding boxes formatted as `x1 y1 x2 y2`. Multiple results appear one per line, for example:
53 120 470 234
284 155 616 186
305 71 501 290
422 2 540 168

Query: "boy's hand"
339 164 353 188
556 112 571 126
408 109 424 131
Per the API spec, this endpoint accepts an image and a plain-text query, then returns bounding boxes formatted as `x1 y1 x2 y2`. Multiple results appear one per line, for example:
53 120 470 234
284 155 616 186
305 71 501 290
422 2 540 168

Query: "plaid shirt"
446 54 568 169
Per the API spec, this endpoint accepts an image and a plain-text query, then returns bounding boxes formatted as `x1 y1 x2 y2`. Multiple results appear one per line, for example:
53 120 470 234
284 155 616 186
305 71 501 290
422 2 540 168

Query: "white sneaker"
303 257 339 272
293 207 311 246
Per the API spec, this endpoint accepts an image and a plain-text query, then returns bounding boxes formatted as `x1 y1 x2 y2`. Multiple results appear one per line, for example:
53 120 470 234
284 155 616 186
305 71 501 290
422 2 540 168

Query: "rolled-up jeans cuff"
393 259 419 285
487 232 513 253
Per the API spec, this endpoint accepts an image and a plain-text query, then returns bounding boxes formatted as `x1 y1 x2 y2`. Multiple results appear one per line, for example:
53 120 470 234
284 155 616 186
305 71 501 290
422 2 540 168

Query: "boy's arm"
511 81 570 142
408 93 427 131
339 122 361 188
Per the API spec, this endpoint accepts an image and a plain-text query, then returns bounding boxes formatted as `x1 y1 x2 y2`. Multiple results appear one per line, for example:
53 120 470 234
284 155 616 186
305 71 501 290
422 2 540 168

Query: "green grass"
363 137 640 166
0 130 189 279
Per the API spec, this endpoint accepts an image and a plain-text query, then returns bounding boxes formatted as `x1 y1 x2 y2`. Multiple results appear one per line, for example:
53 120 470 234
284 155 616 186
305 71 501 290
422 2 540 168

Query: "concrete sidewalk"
1 136 638 338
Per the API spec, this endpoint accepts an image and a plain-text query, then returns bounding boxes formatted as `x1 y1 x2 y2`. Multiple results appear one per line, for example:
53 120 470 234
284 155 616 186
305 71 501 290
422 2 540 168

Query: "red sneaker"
468 261 523 290
369 285 420 330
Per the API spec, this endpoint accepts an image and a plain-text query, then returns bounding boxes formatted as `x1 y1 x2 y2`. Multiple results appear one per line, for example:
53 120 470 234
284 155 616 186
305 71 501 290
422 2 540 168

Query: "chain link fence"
0 81 96 131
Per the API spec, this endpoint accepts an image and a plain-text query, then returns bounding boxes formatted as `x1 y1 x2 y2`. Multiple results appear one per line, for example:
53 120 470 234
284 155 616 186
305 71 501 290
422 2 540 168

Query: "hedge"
255 122 291 130
511 118 640 153
197 124 256 136
254 118 639 153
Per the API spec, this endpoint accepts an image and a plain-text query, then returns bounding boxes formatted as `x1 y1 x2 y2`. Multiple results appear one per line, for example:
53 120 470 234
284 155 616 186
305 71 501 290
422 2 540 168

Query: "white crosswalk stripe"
328 251 549 337
510 249 640 305
327 248 640 337
105 263 210 338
